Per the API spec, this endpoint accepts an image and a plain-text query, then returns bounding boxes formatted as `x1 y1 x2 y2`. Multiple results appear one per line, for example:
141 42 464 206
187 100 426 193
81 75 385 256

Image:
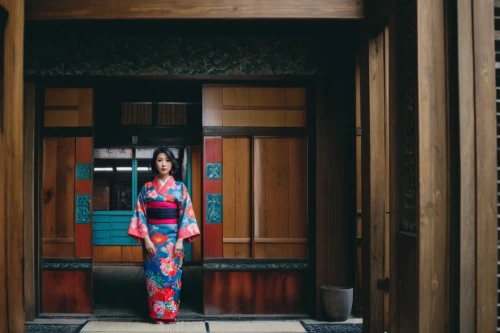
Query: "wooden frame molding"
26 0 364 20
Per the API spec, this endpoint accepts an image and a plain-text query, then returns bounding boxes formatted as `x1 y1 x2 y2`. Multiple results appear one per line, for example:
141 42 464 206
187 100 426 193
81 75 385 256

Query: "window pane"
93 149 133 211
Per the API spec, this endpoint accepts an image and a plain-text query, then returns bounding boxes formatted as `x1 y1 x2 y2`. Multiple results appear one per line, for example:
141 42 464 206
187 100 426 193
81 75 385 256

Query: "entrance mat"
80 321 206 332
302 324 362 333
207 321 306 332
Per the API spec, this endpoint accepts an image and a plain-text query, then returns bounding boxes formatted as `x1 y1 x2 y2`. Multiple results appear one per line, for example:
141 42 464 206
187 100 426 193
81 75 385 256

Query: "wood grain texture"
102 246 122 262
45 88 79 106
78 89 93 127
191 145 203 261
42 270 92 313
472 0 497 331
42 243 74 258
203 270 307 315
223 138 236 258
456 0 476 330
360 29 386 333
235 138 251 257
76 137 93 163
26 0 364 20
121 246 143 262
43 138 76 240
202 87 223 126
417 0 449 330
24 83 36 321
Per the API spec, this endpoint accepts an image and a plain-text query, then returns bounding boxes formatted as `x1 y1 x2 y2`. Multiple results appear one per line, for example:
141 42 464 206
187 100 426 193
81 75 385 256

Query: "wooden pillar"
0 0 25 332
360 28 387 333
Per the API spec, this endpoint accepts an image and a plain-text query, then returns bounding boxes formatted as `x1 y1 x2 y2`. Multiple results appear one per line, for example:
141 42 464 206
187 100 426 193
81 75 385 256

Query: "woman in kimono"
128 147 200 324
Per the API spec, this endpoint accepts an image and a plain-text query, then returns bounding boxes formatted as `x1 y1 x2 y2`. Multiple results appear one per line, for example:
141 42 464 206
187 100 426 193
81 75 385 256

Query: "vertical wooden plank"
288 138 308 258
122 246 143 262
78 88 93 126
93 246 103 262
417 0 449 330
254 138 266 258
202 87 223 126
235 138 251 258
383 26 391 330
56 138 76 239
315 82 328 318
76 137 92 163
102 246 122 262
456 0 476 330
191 145 203 261
223 138 236 258
472 0 497 331
360 29 386 333
42 139 57 239
24 83 36 321
265 138 289 258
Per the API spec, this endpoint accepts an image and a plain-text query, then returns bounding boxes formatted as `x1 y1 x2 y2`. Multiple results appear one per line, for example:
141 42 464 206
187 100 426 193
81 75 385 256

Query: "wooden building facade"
0 1 497 332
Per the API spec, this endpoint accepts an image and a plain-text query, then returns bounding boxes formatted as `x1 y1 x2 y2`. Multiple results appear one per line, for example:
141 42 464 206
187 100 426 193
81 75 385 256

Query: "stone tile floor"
25 321 362 333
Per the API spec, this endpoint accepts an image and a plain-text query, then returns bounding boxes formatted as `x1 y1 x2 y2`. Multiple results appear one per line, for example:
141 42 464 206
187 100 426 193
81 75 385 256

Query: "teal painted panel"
111 230 129 237
93 223 110 231
110 237 135 245
93 215 111 223
93 238 111 245
110 216 132 223
111 222 131 230
184 243 192 262
93 211 133 216
94 230 111 239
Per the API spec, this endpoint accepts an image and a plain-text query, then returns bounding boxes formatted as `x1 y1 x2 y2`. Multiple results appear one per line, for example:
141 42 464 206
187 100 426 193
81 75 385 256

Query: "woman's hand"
174 239 183 256
144 236 156 256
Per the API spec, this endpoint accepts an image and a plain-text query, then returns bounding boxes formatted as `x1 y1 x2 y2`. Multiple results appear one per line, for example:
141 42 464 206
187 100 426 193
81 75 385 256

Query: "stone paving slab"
208 321 306 332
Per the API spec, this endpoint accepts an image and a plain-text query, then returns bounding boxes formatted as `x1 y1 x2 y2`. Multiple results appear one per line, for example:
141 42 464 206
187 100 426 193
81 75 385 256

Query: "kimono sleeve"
127 188 149 243
177 184 201 244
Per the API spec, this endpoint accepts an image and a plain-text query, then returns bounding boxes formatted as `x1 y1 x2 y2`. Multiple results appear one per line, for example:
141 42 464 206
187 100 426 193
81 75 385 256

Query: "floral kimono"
128 176 200 321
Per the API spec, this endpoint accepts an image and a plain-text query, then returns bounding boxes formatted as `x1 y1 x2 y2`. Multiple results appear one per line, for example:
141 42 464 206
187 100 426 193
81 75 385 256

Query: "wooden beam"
456 0 476 331
0 0 25 331
416 0 449 331
24 83 36 321
473 0 497 331
26 0 364 20
360 27 386 333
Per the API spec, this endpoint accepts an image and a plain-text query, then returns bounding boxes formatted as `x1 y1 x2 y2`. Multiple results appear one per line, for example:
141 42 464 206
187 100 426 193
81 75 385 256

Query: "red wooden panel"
203 270 306 314
75 179 92 195
205 179 222 194
76 137 93 163
204 224 223 258
75 224 92 258
42 270 92 313
212 137 222 162
204 137 214 163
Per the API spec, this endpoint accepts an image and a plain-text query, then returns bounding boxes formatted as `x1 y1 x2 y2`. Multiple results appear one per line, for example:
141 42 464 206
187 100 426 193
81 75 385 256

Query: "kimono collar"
154 176 175 195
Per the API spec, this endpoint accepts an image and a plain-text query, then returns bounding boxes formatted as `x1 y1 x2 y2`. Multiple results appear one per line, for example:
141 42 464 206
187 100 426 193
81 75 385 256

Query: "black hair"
151 147 178 175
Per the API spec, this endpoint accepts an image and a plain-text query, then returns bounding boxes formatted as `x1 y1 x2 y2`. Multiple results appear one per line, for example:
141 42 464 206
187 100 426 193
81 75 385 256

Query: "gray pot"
320 285 353 322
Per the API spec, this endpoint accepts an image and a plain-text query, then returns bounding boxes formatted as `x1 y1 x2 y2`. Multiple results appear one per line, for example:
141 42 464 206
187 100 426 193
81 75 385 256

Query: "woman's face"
155 152 172 178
